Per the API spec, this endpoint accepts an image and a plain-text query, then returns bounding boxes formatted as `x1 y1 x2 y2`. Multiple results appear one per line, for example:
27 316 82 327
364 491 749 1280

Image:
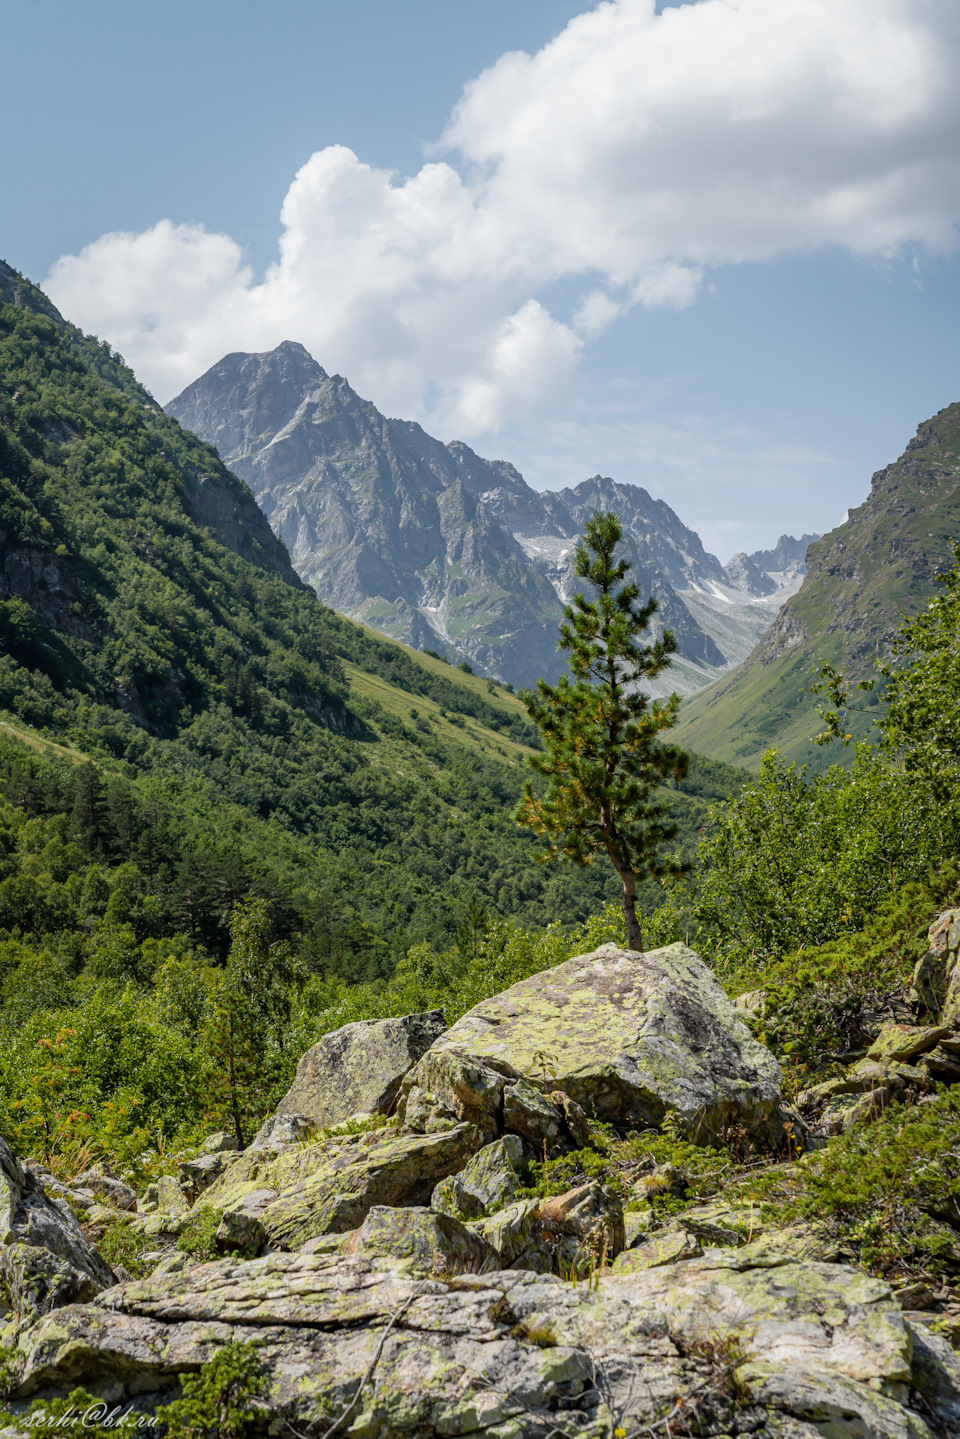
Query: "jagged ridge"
167 343 809 691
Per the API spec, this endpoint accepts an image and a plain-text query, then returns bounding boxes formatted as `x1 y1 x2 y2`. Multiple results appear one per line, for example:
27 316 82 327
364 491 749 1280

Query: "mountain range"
167 342 816 692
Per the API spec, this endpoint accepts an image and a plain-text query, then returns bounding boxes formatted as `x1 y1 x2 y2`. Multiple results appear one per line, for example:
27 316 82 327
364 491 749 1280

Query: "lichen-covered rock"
200 1131 236 1154
264 1010 447 1134
919 1045 960 1085
472 1181 625 1276
341 1205 500 1276
611 1227 700 1271
215 1211 267 1256
403 944 782 1143
197 1122 481 1250
866 1023 951 1064
75 1171 137 1212
909 1324 960 1435
801 1056 934 1135
0 1139 115 1320
502 1076 567 1145
178 1151 238 1196
248 1112 317 1152
432 1135 526 1220
6 1249 950 1438
156 1176 189 1216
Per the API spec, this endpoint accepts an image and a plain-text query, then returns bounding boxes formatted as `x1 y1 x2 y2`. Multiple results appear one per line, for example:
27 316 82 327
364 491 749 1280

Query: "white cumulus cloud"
45 0 960 432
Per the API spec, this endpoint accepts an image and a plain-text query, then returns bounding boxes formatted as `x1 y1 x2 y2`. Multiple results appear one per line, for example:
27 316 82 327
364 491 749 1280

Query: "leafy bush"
686 746 943 973
727 868 958 1079
737 1087 960 1281
518 1126 736 1219
176 1208 223 1262
98 1216 151 1279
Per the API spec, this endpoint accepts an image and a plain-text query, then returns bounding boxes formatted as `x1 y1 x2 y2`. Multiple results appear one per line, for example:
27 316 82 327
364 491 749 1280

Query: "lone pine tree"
516 512 687 952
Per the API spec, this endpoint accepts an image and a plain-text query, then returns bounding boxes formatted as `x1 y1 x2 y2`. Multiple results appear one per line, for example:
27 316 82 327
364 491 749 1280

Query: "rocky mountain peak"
0 258 64 322
167 342 812 692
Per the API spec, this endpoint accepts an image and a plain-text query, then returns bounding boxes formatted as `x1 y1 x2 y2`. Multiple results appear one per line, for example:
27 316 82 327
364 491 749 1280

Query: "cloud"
45 0 960 430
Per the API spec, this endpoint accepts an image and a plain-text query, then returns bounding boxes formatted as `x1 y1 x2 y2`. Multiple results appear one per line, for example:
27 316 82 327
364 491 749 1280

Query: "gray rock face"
472 1181 626 1276
166 343 809 690
432 1135 526 1221
261 1010 448 1135
341 1205 499 1277
198 1121 482 1250
7 1249 956 1438
0 1139 115 1320
403 943 783 1144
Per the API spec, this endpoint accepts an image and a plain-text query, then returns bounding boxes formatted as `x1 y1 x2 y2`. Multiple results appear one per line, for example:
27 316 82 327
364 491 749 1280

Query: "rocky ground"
3 937 960 1437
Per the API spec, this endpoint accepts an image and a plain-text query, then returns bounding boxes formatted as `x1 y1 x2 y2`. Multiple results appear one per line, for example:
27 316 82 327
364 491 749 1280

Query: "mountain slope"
675 404 960 769
0 260 746 976
167 343 808 692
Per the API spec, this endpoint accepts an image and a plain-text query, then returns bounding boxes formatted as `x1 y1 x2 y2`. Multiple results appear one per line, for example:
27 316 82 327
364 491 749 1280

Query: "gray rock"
156 1176 189 1216
75 1170 137 1212
403 943 782 1144
472 1181 625 1276
908 1323 960 1434
201 1131 238 1154
261 1011 447 1136
179 1151 238 1194
341 1206 500 1277
248 1113 317 1152
502 1077 565 1147
0 1139 114 1320
198 1122 482 1249
216 1211 267 1256
7 1250 940 1437
432 1135 526 1221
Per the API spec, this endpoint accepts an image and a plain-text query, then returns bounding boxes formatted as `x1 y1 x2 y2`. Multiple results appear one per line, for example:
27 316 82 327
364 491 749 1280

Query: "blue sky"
3 0 959 558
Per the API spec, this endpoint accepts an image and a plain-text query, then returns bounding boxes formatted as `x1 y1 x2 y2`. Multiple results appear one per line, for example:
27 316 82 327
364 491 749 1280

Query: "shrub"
98 1216 151 1279
688 747 944 973
736 1087 960 1282
157 1342 272 1438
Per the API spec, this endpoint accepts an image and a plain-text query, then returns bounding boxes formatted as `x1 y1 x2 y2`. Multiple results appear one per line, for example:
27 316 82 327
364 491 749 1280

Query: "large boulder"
6 1248 956 1437
403 943 782 1144
0 1139 115 1320
261 1010 447 1135
197 1122 481 1250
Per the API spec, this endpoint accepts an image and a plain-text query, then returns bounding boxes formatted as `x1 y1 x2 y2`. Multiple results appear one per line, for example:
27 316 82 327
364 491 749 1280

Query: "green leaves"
690 747 943 971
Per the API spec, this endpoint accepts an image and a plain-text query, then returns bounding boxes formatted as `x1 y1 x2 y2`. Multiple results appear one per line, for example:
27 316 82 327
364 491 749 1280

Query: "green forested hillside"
0 259 751 1171
675 401 960 769
0 261 744 978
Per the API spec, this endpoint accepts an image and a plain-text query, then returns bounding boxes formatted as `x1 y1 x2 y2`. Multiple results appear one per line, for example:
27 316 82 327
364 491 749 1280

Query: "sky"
3 0 960 559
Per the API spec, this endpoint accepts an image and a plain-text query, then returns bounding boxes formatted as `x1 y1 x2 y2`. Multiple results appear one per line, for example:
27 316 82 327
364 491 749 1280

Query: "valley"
4 264 960 1436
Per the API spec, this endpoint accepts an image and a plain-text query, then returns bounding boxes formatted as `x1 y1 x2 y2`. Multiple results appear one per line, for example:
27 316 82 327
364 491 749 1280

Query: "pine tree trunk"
621 873 644 954
227 1015 245 1150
